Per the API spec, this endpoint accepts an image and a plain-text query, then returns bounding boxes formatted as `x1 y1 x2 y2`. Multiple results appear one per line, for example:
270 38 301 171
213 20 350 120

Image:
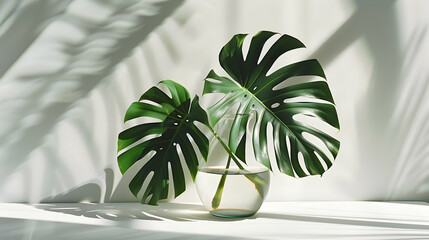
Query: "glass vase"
195 115 270 218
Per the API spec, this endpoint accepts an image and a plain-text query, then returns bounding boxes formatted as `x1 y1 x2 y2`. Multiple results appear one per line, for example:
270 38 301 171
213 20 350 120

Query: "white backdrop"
1 0 429 203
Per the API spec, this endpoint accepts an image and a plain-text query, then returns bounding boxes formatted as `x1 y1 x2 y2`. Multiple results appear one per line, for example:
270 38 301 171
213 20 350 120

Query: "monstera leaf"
118 80 209 204
203 31 340 177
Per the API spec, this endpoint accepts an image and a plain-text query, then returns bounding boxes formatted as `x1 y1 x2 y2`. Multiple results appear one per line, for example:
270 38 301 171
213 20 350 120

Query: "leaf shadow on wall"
0 0 73 78
310 0 429 200
0 0 185 201
39 167 135 203
40 168 115 203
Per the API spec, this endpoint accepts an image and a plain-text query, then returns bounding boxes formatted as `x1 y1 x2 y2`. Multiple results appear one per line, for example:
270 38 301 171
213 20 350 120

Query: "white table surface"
1 201 429 240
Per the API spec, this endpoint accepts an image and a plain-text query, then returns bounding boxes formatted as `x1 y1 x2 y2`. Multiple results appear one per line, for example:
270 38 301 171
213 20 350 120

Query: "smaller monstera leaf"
118 80 209 205
203 31 340 178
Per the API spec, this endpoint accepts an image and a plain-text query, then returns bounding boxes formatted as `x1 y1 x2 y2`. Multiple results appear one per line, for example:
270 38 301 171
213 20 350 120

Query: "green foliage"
118 80 209 204
203 31 340 177
117 31 340 205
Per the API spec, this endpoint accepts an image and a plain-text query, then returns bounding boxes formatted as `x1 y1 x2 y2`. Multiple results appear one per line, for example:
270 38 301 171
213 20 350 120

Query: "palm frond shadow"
0 0 73 78
309 0 429 199
386 75 429 199
375 22 429 200
311 0 402 122
0 0 185 193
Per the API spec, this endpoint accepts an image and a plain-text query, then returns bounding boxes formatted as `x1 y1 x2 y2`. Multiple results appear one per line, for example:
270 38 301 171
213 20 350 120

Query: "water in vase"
196 166 270 218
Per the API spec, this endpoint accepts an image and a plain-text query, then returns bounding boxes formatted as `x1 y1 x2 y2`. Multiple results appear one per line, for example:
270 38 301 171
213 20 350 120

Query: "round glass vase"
195 115 270 218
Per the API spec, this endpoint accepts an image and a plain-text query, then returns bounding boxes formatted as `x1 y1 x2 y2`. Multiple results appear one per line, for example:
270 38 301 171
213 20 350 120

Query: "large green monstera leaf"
118 80 209 204
203 31 340 177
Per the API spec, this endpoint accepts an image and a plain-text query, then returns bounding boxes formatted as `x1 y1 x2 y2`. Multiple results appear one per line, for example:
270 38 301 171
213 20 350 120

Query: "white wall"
1 0 429 203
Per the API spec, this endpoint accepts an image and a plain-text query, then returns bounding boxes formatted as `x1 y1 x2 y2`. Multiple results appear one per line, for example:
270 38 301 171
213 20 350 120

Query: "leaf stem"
207 124 267 207
206 125 245 170
211 156 231 209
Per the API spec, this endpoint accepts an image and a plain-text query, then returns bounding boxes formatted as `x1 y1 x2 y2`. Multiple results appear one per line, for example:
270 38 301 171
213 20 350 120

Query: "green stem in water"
207 125 267 209
211 156 231 209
